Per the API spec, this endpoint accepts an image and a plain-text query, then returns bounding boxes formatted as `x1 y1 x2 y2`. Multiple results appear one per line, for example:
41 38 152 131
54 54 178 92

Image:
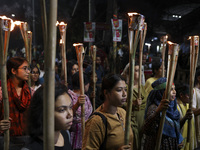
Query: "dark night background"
0 0 200 58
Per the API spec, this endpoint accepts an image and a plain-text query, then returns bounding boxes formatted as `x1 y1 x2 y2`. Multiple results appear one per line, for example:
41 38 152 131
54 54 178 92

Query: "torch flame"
0 16 15 31
128 12 139 16
168 41 174 45
56 21 67 26
73 43 83 47
14 21 23 25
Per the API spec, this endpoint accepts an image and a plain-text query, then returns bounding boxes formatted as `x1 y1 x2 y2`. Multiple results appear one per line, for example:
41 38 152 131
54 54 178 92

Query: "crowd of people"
0 44 200 150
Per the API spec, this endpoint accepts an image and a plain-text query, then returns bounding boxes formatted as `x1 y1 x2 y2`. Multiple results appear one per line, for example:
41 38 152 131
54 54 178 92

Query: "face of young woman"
71 64 79 75
13 61 30 81
169 85 176 101
31 67 40 82
134 65 139 81
55 93 73 131
107 80 127 107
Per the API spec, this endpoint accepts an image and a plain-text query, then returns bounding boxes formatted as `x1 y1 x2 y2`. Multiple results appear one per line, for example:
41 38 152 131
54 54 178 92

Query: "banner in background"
84 22 95 42
111 19 122 42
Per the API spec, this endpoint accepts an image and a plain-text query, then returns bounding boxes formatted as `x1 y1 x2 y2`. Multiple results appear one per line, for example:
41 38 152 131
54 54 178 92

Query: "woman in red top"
0 57 31 136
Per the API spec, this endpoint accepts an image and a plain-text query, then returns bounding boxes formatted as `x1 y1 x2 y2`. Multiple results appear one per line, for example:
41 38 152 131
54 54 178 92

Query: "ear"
11 68 17 76
197 76 200 82
179 93 183 98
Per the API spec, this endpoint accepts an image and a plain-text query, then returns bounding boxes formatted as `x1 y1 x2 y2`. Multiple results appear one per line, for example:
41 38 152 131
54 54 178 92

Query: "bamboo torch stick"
161 35 168 77
124 12 145 145
40 0 48 54
187 35 199 143
14 21 31 86
91 45 97 110
138 22 147 99
0 16 13 150
27 31 32 63
73 43 85 138
43 0 58 149
57 22 67 86
155 42 179 150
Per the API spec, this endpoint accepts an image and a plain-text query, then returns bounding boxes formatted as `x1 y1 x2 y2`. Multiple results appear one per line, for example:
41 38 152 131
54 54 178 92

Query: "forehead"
135 65 139 69
96 57 101 60
72 64 78 68
113 80 126 88
32 67 38 71
55 93 72 106
171 85 175 88
19 61 28 67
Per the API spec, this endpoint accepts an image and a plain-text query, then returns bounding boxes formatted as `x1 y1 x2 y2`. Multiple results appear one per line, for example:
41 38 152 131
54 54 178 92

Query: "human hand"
184 108 193 120
77 95 86 106
156 99 170 113
118 143 131 150
178 141 184 149
0 118 12 131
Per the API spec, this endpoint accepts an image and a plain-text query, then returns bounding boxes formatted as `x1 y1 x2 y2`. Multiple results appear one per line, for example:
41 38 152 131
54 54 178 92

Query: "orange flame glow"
167 41 174 45
14 21 23 25
56 21 67 26
0 16 15 31
128 12 139 17
73 43 83 47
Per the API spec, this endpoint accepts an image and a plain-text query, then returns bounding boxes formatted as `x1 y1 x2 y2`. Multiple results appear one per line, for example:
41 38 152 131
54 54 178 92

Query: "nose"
122 89 127 97
67 109 73 119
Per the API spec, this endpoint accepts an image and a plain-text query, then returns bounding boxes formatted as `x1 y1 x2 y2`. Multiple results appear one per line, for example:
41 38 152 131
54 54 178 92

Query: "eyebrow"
56 103 72 109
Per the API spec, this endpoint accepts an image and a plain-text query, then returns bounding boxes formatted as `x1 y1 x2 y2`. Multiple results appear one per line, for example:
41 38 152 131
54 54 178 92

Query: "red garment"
0 78 31 136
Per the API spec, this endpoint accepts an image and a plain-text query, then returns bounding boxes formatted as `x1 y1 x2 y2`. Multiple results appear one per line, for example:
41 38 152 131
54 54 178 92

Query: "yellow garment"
144 77 158 95
177 100 196 150
131 85 147 150
82 106 133 150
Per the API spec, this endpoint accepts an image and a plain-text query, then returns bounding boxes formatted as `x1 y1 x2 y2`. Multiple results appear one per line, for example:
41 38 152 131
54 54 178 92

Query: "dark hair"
135 61 139 66
30 64 40 86
6 57 28 78
176 84 189 98
194 68 200 86
152 60 162 76
72 71 89 90
101 73 125 100
28 83 71 138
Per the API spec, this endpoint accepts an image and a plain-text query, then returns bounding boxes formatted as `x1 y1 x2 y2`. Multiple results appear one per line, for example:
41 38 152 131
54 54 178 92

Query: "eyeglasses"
31 71 39 74
18 66 31 72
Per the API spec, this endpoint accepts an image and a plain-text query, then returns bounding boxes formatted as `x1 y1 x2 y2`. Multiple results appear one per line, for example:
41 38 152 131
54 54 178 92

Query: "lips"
121 99 127 103
67 121 73 126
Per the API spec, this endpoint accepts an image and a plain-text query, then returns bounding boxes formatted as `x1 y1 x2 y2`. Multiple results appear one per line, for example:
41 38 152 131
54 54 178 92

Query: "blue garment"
85 65 105 84
145 77 183 144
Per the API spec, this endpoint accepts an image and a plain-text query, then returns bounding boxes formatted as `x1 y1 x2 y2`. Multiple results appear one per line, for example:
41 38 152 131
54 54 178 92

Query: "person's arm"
192 108 200 116
143 104 160 135
143 99 170 135
82 116 105 150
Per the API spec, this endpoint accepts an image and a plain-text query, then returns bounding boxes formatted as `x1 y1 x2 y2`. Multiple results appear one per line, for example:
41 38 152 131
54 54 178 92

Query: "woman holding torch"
0 57 32 149
82 73 133 150
143 78 186 150
68 71 92 150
